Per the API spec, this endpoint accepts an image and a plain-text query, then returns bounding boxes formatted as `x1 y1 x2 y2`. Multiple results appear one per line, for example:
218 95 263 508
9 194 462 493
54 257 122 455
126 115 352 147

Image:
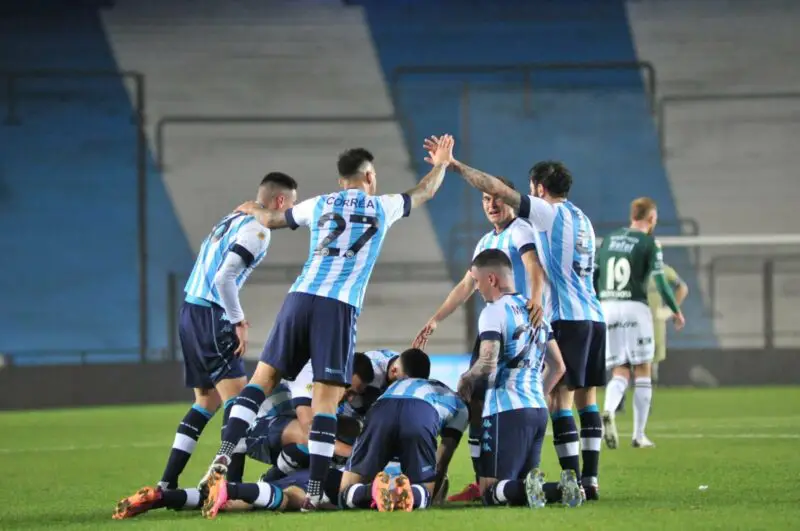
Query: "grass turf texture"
1 387 798 530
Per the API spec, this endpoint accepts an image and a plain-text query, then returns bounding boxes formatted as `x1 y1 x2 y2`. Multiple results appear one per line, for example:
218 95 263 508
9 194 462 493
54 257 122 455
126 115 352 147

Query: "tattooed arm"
451 160 522 210
468 339 500 379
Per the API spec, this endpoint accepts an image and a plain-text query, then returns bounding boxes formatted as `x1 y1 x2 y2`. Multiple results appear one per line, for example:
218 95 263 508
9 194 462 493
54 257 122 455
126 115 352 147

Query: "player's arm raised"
424 136 523 211
413 270 475 349
405 134 455 209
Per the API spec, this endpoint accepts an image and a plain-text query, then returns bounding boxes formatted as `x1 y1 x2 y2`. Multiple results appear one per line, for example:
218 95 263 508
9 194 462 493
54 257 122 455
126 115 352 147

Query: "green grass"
2 387 799 530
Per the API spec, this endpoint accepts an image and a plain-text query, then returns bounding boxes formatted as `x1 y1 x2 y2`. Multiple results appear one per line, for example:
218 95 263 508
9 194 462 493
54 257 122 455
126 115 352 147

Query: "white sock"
603 375 628 414
632 377 653 440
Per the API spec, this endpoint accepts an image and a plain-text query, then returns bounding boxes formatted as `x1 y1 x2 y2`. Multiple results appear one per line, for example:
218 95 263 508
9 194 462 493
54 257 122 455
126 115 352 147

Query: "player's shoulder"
478 300 506 327
511 216 534 228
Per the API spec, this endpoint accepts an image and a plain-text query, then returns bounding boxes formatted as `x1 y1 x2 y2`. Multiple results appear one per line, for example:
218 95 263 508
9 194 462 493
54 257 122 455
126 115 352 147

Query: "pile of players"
113 132 686 520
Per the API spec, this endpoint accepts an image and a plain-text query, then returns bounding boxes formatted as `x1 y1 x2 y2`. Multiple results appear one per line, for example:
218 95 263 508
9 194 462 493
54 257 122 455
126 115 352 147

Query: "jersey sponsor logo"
325 196 376 209
637 336 653 346
608 320 639 330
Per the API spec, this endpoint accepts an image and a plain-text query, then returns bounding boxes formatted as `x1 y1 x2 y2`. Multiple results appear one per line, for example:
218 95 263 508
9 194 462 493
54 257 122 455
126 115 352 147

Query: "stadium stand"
356 0 711 347
102 0 464 353
629 0 800 346
0 0 192 364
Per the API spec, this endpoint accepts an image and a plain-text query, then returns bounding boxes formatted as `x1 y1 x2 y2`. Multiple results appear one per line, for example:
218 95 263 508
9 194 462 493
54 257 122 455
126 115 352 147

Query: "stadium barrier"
2 349 799 411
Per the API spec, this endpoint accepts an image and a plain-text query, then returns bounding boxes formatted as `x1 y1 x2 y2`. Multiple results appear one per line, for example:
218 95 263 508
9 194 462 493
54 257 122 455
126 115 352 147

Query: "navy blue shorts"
179 301 247 389
551 320 607 389
261 292 357 386
244 415 293 465
469 336 488 401
480 408 548 480
346 399 438 484
273 469 310 491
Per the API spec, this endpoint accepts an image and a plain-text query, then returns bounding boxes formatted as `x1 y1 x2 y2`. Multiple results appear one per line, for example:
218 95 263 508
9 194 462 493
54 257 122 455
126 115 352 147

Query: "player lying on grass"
412 177 546 503
264 348 430 484
339 368 469 512
112 414 363 520
460 249 581 509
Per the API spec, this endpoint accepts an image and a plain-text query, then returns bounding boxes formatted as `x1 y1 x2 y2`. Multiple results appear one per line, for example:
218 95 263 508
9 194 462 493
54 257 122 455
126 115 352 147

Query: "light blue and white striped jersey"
478 292 552 415
472 218 538 299
364 349 400 390
379 378 469 435
286 190 410 310
256 382 294 420
519 196 604 322
185 213 270 313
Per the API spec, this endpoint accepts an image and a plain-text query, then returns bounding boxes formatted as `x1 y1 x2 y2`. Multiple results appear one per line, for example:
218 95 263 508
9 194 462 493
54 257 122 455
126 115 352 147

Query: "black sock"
227 482 283 509
412 484 431 509
579 405 602 488
543 482 562 504
217 385 266 460
551 409 581 480
483 480 526 506
340 483 371 509
307 414 337 502
159 405 213 488
161 488 203 510
468 424 481 483
323 469 344 504
265 443 310 481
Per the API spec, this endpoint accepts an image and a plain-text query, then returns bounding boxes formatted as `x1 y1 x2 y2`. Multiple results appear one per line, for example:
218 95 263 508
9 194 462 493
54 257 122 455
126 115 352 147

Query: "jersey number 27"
315 213 379 258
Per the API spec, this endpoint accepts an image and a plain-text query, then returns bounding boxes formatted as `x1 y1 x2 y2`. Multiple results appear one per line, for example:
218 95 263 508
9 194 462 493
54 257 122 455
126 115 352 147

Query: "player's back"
380 378 468 433
473 218 537 298
520 195 603 322
481 293 549 415
596 227 658 305
289 189 409 310
185 212 269 305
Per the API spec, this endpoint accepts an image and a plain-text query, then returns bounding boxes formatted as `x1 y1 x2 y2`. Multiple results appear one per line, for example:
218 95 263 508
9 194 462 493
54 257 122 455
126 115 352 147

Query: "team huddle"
113 134 686 520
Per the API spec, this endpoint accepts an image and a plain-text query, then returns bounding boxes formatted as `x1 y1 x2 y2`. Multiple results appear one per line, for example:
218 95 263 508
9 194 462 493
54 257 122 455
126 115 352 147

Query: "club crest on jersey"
326 196 375 209
257 232 266 240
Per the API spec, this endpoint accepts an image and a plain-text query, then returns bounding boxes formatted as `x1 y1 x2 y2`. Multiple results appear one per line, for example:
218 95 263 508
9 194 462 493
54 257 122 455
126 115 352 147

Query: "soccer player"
113 417 359 520
648 263 688 384
595 198 685 449
199 135 455 511
412 178 546 502
264 349 427 483
457 249 579 508
155 172 297 491
339 373 469 512
429 142 606 499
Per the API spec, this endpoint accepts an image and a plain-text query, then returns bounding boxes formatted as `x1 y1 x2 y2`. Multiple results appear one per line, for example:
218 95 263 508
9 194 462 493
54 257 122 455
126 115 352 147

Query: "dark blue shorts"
261 292 357 386
469 336 488 401
551 320 607 389
179 301 247 389
273 469 310 491
244 415 293 465
480 408 548 480
346 399 438 484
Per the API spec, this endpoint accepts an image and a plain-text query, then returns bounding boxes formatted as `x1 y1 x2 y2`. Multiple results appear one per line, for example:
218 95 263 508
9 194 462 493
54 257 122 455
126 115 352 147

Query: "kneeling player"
339 367 468 511
458 249 580 508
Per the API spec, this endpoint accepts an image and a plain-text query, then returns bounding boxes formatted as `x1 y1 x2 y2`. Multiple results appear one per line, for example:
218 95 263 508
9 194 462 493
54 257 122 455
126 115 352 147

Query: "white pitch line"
1 433 798 454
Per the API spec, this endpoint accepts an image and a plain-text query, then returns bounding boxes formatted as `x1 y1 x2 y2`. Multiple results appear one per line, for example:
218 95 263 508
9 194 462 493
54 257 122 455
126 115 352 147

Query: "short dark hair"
260 172 298 191
352 352 375 384
496 176 516 191
471 248 512 270
399 348 431 379
337 148 374 178
335 414 363 445
529 161 572 198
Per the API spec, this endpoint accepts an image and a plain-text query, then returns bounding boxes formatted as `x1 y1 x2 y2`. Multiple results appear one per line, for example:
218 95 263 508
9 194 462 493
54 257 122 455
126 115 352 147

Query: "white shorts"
602 300 655 369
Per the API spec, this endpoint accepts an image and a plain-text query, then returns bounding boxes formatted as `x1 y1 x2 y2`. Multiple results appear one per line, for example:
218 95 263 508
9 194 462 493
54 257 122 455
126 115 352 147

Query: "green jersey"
595 228 664 304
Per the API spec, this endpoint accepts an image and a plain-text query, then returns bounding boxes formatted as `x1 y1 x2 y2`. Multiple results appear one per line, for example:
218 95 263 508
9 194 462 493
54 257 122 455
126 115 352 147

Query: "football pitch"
1 387 798 530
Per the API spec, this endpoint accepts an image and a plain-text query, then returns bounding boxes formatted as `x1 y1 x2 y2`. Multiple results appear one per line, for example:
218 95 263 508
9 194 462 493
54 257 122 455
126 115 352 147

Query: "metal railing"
706 254 800 349
1 69 151 362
